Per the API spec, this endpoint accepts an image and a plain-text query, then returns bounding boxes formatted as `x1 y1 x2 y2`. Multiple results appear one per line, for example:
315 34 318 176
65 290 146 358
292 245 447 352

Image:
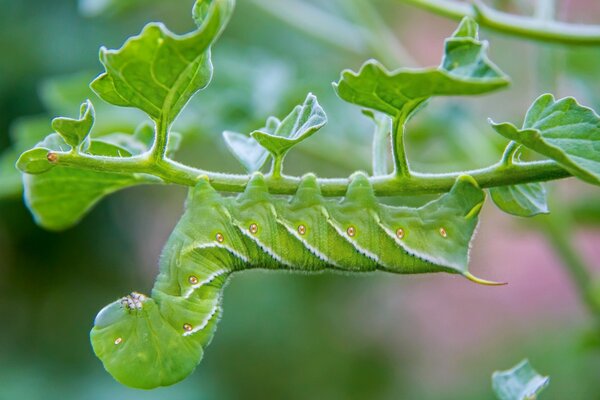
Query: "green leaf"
15 149 55 174
222 131 270 173
20 133 154 231
490 183 549 217
333 17 509 120
51 99 94 148
91 0 235 124
251 93 327 158
93 123 182 157
0 117 52 198
492 359 549 400
490 94 600 186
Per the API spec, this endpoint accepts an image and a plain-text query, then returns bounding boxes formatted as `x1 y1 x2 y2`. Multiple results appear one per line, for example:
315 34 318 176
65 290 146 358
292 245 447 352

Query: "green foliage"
490 183 549 217
91 0 234 125
491 94 600 186
16 148 55 175
8 0 600 393
223 93 327 174
333 17 509 122
19 127 157 231
51 99 95 149
0 117 53 197
251 93 326 175
492 359 549 400
222 127 272 173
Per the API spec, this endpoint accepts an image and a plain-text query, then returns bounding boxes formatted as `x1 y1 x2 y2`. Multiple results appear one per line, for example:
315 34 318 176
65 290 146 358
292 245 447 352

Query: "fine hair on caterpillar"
90 172 503 389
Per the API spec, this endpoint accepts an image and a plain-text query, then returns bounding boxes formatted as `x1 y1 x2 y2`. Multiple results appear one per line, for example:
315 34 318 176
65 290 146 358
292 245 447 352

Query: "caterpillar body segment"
91 172 490 389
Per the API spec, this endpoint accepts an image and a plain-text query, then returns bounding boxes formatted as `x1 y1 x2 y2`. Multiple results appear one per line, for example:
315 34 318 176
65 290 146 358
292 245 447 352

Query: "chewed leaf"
20 133 154 231
490 183 549 217
223 131 269 173
492 359 549 400
491 94 600 185
251 93 327 157
51 99 94 148
91 0 234 124
333 17 509 120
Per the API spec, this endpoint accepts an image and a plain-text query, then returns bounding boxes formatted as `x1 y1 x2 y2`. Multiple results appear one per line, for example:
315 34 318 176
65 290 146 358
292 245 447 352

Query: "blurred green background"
1 0 600 398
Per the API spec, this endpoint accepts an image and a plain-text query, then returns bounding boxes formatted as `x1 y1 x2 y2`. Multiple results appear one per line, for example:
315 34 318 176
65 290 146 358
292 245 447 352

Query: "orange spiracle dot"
189 276 199 285
346 226 356 237
249 223 258 234
183 323 193 332
297 225 306 235
396 228 405 239
215 233 224 243
439 227 448 238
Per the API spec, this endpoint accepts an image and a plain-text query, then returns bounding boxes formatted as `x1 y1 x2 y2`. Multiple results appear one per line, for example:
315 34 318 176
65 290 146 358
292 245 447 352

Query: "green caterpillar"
90 172 500 389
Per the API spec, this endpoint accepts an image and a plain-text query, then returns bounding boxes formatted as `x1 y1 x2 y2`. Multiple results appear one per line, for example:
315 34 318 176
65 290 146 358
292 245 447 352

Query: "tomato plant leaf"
16 148 56 175
91 0 234 124
97 123 182 157
19 133 156 231
333 17 509 121
223 130 271 173
51 99 94 148
251 93 327 158
490 183 549 217
492 359 549 400
491 94 600 185
0 117 53 198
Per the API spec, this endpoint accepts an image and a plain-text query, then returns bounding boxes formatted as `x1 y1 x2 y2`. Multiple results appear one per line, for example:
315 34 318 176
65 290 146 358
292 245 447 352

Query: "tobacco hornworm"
90 172 498 389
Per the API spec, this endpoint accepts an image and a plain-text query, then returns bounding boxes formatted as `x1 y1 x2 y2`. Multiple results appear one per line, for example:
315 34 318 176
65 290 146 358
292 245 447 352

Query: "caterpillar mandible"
90 172 498 389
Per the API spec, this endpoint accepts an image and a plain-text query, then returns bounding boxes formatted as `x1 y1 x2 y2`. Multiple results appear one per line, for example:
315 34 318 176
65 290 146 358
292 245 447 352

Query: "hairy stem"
500 141 521 166
48 150 572 196
372 115 391 176
392 118 411 177
150 117 169 162
270 155 284 179
399 0 600 46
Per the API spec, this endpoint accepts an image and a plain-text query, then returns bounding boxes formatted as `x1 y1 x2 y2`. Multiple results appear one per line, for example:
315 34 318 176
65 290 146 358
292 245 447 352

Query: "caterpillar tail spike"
463 272 508 286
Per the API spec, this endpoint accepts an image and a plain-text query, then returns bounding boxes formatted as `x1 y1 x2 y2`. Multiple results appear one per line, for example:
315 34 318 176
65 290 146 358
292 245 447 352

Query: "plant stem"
150 117 169 162
399 0 600 46
391 118 411 177
372 114 391 176
270 155 284 179
500 141 520 166
48 150 572 196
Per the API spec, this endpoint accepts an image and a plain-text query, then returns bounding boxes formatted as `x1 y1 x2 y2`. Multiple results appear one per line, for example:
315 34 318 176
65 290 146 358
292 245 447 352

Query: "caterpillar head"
90 292 203 389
